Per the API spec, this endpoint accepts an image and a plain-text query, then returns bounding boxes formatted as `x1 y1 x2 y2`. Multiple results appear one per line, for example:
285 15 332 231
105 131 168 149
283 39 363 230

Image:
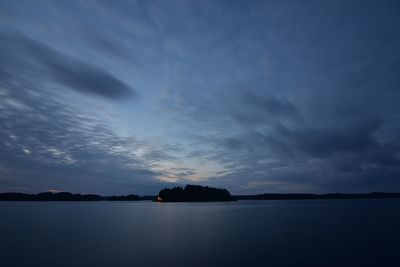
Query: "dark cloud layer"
0 32 135 100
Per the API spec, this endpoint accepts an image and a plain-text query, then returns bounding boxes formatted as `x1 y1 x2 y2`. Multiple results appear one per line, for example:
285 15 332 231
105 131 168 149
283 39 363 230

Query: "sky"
0 0 400 195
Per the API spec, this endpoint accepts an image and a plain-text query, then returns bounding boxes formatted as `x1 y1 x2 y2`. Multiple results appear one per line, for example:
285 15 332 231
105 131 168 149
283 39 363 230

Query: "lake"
1 199 399 266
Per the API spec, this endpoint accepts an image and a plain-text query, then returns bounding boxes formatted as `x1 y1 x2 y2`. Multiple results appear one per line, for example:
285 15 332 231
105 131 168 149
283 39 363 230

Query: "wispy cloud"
0 32 135 100
1 0 400 194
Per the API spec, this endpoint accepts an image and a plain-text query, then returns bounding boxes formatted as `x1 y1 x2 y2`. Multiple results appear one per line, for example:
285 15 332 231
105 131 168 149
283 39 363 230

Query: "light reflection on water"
0 199 399 267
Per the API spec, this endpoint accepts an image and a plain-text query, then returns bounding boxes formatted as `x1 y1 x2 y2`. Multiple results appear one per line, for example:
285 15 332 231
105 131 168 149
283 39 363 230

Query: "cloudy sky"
1 0 400 195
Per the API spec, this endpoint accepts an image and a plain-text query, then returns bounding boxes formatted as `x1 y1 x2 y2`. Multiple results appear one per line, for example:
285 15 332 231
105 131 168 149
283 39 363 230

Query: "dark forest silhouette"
0 187 399 201
156 185 235 202
0 192 142 201
236 192 400 200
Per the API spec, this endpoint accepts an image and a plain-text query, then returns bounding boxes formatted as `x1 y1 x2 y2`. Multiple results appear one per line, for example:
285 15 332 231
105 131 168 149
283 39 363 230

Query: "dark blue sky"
1 0 400 195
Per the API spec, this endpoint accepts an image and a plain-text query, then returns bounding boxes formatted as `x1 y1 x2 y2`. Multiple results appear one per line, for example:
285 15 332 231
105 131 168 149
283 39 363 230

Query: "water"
0 199 399 267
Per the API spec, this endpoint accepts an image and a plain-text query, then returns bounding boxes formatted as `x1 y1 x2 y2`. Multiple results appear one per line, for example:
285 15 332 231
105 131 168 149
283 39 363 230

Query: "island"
156 185 235 202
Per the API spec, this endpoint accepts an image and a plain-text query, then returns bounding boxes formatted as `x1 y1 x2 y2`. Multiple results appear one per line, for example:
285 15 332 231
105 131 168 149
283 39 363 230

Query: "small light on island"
157 196 162 202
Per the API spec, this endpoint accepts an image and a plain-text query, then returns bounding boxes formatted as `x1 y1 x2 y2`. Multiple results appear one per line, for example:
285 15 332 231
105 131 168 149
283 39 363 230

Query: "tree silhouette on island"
156 185 235 202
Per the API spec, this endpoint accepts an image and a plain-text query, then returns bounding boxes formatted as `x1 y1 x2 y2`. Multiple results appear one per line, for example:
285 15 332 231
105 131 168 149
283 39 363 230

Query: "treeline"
1 191 400 202
0 192 152 201
157 185 235 202
235 192 400 200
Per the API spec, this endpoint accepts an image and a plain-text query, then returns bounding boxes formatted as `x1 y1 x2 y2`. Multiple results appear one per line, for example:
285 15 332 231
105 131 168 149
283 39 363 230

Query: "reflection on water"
1 199 399 267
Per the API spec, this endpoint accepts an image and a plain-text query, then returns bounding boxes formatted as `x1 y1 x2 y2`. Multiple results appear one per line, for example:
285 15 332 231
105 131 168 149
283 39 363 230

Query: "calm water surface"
1 199 399 267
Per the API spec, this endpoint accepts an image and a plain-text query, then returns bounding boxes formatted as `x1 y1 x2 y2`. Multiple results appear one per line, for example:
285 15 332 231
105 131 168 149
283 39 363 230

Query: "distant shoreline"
235 192 400 200
0 192 154 201
0 192 399 201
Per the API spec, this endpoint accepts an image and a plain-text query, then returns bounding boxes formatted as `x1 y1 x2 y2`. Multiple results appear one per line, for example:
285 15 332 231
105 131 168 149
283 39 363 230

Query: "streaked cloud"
0 0 400 194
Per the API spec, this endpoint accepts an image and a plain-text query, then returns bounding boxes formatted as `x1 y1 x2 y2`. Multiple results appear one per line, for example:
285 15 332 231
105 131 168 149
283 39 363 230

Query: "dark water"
1 199 399 267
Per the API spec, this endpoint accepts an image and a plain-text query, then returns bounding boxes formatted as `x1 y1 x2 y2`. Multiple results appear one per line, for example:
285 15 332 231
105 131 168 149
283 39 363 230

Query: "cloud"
1 0 400 194
0 32 135 100
0 79 169 194
275 118 381 157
